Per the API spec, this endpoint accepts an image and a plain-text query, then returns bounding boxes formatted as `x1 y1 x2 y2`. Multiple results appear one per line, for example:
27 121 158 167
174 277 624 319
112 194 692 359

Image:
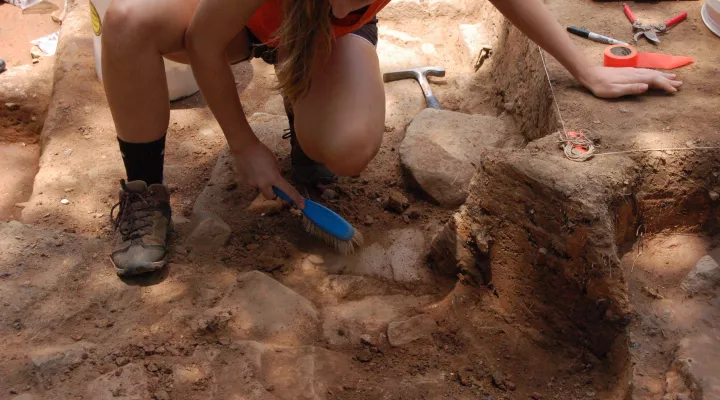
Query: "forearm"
185 0 264 152
489 0 593 85
186 50 257 151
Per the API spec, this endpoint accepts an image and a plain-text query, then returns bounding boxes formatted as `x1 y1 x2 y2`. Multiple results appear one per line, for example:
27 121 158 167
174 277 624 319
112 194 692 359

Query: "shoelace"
109 180 156 241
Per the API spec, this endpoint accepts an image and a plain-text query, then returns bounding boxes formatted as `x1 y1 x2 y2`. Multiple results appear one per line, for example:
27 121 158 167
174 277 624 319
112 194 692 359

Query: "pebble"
175 246 188 255
360 334 376 346
60 199 70 205
322 188 338 201
265 385 275 392
386 190 409 214
364 215 374 226
5 102 19 111
246 243 260 251
530 393 543 400
218 337 231 345
710 191 719 201
147 363 159 372
115 357 129 367
153 390 170 400
402 215 410 223
71 334 83 341
355 349 373 363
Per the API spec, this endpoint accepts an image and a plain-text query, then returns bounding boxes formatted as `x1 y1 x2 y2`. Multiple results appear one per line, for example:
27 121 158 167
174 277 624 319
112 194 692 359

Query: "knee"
103 0 156 42
301 124 382 177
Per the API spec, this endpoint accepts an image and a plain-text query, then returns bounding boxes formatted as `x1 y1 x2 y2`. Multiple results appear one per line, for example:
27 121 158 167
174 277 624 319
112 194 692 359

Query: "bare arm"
489 0 683 97
185 0 305 206
184 0 263 151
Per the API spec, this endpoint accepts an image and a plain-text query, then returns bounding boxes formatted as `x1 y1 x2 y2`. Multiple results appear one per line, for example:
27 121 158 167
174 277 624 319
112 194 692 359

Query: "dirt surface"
2 0 720 399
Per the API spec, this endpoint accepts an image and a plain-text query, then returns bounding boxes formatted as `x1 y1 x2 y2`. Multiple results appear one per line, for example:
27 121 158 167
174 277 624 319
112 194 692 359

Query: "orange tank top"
246 0 391 46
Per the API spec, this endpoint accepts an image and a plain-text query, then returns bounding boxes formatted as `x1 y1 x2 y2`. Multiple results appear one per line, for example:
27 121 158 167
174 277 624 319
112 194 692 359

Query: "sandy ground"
1 0 719 399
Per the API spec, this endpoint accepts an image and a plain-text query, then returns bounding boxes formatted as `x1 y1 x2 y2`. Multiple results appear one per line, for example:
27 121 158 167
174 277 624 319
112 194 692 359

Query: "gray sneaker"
110 180 171 276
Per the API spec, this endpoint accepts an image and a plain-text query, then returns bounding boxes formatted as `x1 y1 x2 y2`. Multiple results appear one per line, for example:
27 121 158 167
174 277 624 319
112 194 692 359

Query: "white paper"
30 31 60 56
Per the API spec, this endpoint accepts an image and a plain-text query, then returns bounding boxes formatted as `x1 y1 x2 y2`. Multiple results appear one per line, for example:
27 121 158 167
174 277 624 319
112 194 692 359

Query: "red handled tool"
622 3 687 44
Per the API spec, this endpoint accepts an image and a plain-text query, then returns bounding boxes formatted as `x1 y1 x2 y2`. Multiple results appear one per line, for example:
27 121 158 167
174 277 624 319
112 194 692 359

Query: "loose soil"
1 0 719 400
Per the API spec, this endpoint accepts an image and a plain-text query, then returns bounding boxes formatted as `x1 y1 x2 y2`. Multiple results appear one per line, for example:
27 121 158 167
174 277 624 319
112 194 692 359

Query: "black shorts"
245 17 379 65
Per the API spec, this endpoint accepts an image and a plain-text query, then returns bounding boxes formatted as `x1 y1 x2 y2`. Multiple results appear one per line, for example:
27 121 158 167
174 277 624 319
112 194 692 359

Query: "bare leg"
292 35 386 177
102 0 251 143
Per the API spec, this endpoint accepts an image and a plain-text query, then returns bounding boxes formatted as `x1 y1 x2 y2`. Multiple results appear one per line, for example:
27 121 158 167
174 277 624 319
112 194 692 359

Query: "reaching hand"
580 66 683 98
232 141 305 209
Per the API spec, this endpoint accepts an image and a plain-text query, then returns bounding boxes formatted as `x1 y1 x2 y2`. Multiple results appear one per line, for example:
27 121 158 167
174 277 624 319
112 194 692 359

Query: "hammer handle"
426 95 441 109
417 74 442 109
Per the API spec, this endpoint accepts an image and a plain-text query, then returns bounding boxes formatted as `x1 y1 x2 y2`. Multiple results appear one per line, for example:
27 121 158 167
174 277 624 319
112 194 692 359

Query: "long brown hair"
274 0 334 102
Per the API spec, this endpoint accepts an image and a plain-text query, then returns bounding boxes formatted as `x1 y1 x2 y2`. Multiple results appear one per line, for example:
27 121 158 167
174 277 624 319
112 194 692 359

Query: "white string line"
536 45 720 159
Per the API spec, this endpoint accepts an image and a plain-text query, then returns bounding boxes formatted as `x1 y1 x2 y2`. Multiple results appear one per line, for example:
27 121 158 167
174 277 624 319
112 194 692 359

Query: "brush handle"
273 186 294 205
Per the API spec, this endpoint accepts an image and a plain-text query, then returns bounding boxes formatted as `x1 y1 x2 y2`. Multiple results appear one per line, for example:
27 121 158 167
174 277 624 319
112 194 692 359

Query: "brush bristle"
301 215 364 255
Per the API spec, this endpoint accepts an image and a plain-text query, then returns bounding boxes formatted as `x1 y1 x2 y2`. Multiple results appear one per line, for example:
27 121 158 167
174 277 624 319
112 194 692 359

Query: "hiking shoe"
282 100 338 186
110 180 171 276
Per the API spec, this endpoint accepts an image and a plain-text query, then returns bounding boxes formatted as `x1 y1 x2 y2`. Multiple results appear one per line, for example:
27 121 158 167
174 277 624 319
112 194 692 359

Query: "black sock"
117 135 166 185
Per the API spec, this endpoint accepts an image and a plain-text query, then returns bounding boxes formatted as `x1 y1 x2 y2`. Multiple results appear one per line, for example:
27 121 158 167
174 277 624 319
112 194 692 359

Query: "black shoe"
282 101 338 186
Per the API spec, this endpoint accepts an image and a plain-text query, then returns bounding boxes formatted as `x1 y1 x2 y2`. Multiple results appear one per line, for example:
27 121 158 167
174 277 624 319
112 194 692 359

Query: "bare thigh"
292 34 386 177
104 0 250 65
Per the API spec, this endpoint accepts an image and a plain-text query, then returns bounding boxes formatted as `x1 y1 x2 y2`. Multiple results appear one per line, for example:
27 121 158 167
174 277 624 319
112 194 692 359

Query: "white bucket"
89 0 200 101
702 0 720 37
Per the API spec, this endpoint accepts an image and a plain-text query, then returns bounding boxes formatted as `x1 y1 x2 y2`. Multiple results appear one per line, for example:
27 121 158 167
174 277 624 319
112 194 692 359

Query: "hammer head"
382 66 446 83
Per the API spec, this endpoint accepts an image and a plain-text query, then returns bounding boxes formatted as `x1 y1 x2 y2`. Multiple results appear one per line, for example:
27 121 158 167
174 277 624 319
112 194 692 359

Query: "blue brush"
273 186 364 254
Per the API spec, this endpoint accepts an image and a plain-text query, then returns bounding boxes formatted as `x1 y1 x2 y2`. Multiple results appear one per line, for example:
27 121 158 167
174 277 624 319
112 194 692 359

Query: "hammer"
383 66 445 109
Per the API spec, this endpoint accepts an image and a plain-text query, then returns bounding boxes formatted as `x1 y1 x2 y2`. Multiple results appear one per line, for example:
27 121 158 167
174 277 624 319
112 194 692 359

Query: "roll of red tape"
604 45 638 67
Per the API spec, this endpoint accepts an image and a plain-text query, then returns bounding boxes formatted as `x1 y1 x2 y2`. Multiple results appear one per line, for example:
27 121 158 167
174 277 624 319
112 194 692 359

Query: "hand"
232 141 305 209
579 66 683 98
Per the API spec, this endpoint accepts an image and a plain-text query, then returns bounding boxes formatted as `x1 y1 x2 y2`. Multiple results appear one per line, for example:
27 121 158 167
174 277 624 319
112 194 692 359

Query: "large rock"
208 271 319 345
29 341 96 375
322 295 432 346
681 253 720 295
317 228 431 283
183 211 232 254
386 228 432 283
387 314 437 347
665 333 720 399
400 108 518 206
85 363 150 400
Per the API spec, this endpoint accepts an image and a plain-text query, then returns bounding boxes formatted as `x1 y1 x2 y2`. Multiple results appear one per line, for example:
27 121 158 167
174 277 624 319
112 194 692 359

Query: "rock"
387 314 437 347
5 102 20 111
86 363 150 400
680 254 720 294
153 390 170 400
29 341 96 376
360 334 376 346
667 333 720 399
115 357 129 367
247 194 284 216
10 395 35 400
404 206 421 219
491 370 506 390
323 295 432 346
322 189 338 201
210 271 319 344
386 190 408 213
386 228 431 283
60 199 69 205
184 212 231 254
325 242 394 280
400 109 514 206
530 392 543 399
710 191 719 202
364 215 374 226
355 348 373 362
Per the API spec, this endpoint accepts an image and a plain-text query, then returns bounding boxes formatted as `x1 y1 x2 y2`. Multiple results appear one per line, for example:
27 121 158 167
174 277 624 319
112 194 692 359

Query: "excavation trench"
430 11 720 398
